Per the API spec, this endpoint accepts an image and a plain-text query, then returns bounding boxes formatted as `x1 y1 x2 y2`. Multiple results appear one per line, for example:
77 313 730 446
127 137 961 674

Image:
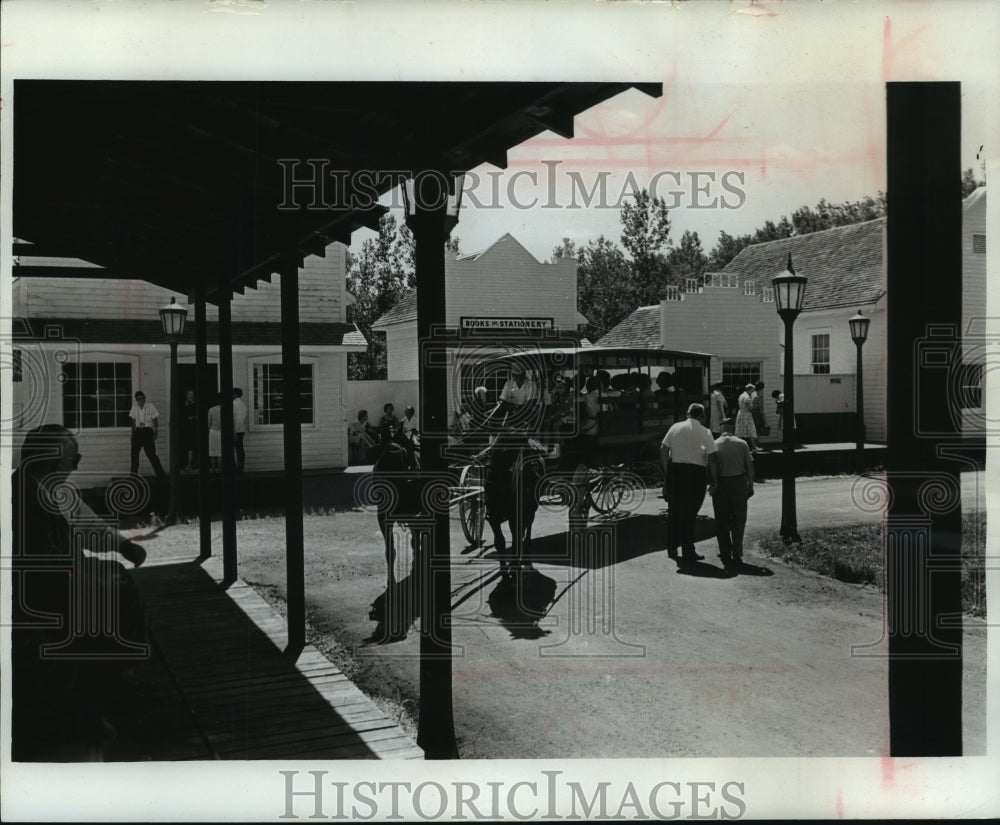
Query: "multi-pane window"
62 362 133 428
252 363 314 425
972 234 986 254
721 361 761 395
811 334 831 374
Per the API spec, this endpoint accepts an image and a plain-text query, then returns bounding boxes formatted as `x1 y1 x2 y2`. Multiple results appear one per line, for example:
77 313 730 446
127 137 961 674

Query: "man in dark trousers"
660 403 717 563
708 417 755 572
129 390 166 478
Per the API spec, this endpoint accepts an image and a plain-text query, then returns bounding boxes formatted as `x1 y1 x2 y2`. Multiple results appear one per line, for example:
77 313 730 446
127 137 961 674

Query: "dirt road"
130 473 987 758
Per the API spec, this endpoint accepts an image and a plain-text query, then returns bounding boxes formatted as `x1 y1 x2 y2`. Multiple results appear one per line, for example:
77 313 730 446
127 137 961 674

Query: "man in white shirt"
499 362 537 411
129 391 166 478
232 388 249 473
661 402 717 562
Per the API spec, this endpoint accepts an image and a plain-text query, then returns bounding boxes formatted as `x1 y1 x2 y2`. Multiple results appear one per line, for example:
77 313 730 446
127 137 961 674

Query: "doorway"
177 363 219 410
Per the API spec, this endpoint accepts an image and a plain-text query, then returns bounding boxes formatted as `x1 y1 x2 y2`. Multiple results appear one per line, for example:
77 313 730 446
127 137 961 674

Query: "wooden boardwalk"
118 555 422 761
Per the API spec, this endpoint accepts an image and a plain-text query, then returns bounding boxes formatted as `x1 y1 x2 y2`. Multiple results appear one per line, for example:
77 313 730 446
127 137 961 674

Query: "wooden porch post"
885 81 962 755
195 282 211 559
407 171 459 759
218 290 238 585
280 261 306 655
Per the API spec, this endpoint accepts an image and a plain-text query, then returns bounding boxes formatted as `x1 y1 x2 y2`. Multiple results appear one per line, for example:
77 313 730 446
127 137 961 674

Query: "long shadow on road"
525 513 718 569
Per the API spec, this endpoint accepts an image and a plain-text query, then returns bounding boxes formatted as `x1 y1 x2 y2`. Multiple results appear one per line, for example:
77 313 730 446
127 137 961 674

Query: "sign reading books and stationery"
460 316 555 337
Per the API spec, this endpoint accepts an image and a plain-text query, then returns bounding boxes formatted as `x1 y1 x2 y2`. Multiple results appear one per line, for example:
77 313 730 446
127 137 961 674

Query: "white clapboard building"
370 233 586 423
11 243 366 486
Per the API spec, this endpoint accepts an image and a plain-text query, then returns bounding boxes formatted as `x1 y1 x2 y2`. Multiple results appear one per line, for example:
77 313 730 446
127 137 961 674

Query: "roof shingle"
597 305 661 348
371 292 417 329
721 219 886 311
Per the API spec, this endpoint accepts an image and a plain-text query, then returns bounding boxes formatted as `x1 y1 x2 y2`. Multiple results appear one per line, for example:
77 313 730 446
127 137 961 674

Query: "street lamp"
402 171 465 232
849 309 871 473
772 254 807 543
159 296 188 524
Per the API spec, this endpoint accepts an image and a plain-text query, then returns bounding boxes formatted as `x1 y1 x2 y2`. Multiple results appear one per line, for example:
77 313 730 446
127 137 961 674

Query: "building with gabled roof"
598 188 986 444
371 233 584 419
11 242 367 484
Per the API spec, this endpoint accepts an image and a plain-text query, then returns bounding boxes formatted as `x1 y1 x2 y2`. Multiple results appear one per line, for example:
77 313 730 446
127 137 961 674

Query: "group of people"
708 380 785 452
348 402 419 464
661 402 756 571
129 387 249 478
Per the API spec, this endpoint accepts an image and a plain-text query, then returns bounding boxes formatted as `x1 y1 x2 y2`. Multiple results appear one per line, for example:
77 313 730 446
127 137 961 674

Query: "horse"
367 437 424 641
481 435 546 579
370 437 424 587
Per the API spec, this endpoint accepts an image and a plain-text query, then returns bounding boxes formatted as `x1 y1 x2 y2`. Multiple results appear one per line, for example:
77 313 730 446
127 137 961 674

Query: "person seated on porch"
11 424 149 761
401 405 419 442
378 403 401 443
348 409 377 464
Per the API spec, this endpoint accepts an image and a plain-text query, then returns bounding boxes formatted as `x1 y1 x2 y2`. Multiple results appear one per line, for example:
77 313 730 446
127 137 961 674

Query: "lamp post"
849 309 871 473
772 254 807 543
159 297 188 525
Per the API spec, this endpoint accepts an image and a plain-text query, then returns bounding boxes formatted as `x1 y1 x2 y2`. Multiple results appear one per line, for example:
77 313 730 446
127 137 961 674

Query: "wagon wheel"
458 463 486 545
589 469 625 514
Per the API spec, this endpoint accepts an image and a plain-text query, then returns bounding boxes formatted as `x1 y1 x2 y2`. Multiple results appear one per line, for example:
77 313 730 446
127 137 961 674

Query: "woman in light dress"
735 383 759 452
207 394 223 472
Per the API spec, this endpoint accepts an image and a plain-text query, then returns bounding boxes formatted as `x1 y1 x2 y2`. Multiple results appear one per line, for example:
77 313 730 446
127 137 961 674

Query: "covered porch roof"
14 81 659 298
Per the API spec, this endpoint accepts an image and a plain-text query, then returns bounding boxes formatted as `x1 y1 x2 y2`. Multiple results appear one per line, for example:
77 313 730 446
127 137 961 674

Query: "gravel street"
128 471 987 758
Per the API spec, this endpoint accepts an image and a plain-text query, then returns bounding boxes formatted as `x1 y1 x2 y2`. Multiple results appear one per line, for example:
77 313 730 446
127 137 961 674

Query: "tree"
707 230 753 271
789 194 885 235
962 167 985 198
573 236 635 339
398 224 462 286
666 229 708 284
347 214 461 379
347 213 410 380
620 189 674 304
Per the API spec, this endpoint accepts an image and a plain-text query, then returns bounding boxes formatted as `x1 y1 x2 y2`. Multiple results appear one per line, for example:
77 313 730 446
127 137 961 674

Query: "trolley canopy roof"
489 345 713 371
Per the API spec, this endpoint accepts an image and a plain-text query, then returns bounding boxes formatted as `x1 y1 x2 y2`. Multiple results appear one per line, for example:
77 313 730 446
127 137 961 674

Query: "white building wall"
383 324 419 381
240 350 345 472
378 234 580 422
789 301 886 441
12 244 355 483
961 192 987 436
659 285 781 440
444 236 578 330
13 342 348 485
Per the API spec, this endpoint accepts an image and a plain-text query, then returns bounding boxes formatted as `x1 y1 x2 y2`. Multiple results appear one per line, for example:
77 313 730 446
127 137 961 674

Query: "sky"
341 3 998 263
1 1 999 820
